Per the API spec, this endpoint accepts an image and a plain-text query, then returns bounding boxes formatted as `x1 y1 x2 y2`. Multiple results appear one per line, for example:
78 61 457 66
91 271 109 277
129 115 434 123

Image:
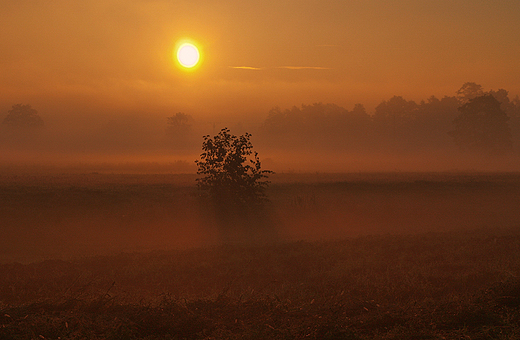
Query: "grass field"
0 172 519 339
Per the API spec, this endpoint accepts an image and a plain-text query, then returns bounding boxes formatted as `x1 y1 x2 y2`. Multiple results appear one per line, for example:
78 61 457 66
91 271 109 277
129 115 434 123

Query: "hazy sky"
1 0 519 119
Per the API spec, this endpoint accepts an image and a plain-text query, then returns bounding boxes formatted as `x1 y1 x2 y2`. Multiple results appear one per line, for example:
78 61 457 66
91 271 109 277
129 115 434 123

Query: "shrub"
195 128 272 208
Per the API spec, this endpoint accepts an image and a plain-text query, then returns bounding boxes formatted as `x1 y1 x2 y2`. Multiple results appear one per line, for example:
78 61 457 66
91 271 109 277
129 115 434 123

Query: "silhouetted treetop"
456 82 485 104
261 103 371 148
258 83 520 152
449 94 512 152
167 112 193 130
2 104 44 128
374 96 418 122
165 112 196 150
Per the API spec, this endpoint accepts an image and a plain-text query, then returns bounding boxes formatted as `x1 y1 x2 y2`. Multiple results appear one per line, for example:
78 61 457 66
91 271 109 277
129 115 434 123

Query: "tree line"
3 83 520 154
259 83 520 153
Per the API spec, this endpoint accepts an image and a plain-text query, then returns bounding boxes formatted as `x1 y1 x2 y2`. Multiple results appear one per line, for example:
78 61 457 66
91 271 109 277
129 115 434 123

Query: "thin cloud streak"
229 66 263 70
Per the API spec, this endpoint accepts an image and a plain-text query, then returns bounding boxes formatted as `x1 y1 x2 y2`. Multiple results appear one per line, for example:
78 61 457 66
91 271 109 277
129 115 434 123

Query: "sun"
176 43 200 69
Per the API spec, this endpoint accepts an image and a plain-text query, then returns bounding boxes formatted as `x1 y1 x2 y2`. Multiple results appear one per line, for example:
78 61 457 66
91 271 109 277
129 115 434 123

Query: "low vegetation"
1 229 520 339
0 172 519 338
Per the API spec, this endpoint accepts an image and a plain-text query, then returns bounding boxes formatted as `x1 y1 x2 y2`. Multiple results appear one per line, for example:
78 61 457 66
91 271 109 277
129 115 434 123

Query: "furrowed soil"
0 172 519 339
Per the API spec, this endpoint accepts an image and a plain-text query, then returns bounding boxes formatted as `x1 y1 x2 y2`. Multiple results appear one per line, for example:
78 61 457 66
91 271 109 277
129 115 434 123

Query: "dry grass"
1 172 519 338
1 230 520 339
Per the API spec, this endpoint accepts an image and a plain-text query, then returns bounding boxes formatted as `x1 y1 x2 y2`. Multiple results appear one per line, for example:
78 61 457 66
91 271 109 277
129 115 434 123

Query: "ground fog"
1 172 519 263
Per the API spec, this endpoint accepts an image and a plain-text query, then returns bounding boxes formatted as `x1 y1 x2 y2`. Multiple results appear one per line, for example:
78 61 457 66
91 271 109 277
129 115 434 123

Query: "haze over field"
1 0 520 172
2 4 520 337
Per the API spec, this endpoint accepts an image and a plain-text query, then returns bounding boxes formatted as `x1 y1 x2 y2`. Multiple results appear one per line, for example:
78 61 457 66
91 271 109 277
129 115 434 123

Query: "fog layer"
1 84 520 173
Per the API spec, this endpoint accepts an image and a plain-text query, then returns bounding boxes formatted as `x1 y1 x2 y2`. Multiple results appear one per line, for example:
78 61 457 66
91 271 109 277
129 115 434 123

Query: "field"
1 172 520 339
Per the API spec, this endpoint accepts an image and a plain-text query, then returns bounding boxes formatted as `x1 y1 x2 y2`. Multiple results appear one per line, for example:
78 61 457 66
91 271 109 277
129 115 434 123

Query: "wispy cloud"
229 66 263 70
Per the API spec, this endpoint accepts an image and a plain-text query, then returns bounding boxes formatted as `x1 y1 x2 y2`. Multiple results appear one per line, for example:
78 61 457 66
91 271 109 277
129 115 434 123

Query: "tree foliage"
2 104 44 128
167 112 193 131
261 102 371 148
166 112 195 149
449 94 512 152
259 83 520 152
456 82 485 104
195 128 273 207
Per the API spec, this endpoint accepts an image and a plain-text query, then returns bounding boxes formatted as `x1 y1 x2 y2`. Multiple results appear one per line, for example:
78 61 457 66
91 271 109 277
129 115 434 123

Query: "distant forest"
2 83 520 157
164 82 520 155
257 83 520 153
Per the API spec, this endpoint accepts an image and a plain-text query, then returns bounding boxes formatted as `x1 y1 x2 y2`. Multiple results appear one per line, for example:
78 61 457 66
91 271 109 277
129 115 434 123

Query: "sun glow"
176 43 200 69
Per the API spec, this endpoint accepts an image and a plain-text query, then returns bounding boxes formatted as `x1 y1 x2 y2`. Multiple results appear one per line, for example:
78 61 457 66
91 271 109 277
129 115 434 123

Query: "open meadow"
1 172 520 339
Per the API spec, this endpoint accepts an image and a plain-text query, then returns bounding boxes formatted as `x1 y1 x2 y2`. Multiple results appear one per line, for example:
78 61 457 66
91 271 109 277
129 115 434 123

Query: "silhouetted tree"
195 128 272 208
507 95 520 149
196 128 275 243
2 104 43 128
413 95 459 148
456 84 520 150
167 112 193 131
456 82 485 104
374 96 418 123
373 96 418 147
351 103 367 117
260 103 371 149
166 112 195 149
474 87 520 151
449 95 512 152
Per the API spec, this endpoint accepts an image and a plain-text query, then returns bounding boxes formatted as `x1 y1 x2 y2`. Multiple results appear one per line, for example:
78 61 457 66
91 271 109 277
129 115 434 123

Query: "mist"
3 2 520 338
1 83 520 174
4 83 520 263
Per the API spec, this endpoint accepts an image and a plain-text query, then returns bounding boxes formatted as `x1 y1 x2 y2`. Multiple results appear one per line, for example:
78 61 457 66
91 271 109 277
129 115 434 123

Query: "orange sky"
1 0 519 120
